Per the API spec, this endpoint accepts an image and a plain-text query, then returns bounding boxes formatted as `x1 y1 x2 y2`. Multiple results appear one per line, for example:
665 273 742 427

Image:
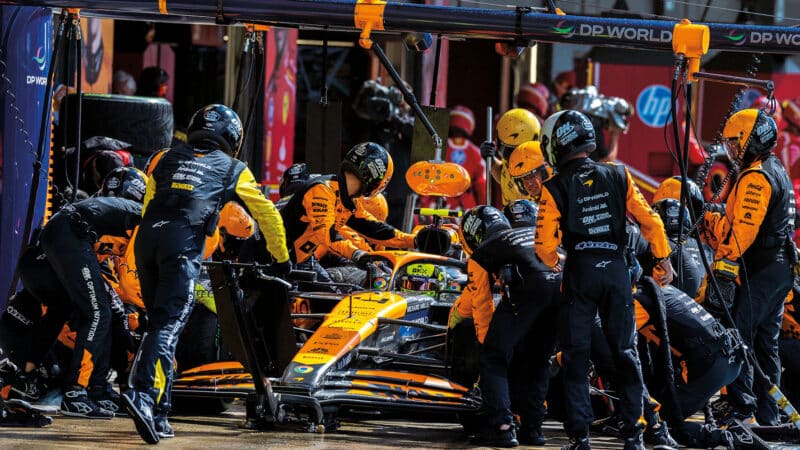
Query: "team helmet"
540 110 596 167
187 104 244 157
341 142 394 199
100 167 147 203
458 205 511 254
507 141 548 195
652 198 692 237
503 199 539 228
653 176 705 220
496 108 541 159
722 108 777 165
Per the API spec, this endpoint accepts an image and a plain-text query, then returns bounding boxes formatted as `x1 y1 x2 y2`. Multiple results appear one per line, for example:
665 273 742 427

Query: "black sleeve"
345 215 398 241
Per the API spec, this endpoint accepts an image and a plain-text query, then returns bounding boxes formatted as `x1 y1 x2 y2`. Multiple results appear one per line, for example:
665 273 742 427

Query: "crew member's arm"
535 185 562 268
451 259 496 344
490 157 503 183
713 171 771 262
624 168 670 260
344 212 416 250
234 167 290 263
301 183 360 260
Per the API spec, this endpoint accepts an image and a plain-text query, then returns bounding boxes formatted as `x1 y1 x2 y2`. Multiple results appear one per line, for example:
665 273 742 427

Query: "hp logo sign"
636 84 673 128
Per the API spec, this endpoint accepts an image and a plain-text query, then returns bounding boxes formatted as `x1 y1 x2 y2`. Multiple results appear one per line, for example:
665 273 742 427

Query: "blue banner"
0 6 52 308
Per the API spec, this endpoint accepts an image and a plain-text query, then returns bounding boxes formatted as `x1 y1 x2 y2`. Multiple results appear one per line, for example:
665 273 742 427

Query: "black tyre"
698 153 735 203
59 93 173 155
176 305 219 372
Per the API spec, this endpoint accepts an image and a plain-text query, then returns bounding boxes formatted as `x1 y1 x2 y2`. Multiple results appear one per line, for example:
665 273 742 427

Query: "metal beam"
9 0 800 53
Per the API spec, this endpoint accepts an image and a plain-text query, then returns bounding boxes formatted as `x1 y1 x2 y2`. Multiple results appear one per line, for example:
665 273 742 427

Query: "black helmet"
540 110 596 167
503 199 538 228
100 167 147 203
723 108 777 165
187 104 244 157
279 163 310 197
341 142 394 198
458 205 511 254
653 175 705 221
652 198 692 237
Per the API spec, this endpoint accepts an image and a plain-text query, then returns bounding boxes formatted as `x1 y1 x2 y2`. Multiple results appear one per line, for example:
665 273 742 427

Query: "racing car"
171 250 481 431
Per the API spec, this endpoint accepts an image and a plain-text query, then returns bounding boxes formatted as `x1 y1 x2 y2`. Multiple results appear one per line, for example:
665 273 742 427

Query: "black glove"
705 259 738 316
351 250 371 270
480 140 496 160
267 260 292 278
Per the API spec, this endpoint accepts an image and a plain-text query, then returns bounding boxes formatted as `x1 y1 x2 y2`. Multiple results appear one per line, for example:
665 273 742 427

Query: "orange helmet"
220 202 255 239
508 141 548 195
359 193 389 222
449 105 476 137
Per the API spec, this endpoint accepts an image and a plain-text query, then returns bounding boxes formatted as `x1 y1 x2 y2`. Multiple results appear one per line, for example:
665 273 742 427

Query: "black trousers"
39 214 111 389
479 273 559 429
559 256 645 438
728 258 791 425
130 220 203 414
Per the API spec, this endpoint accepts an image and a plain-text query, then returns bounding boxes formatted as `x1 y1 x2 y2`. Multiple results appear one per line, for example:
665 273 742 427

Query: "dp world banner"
0 6 52 308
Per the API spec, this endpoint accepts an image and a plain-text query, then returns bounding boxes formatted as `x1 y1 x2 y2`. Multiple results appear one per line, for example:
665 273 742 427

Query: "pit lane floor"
1 400 624 449
4 401 797 449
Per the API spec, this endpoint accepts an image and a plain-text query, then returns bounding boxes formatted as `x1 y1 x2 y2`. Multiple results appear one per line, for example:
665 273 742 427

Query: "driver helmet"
398 263 443 297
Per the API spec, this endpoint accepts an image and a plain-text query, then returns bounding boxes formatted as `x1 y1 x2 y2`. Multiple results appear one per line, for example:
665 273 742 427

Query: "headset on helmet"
187 104 244 157
279 163 310 198
503 199 538 228
496 108 541 159
341 142 394 199
458 205 511 254
653 176 705 220
100 167 147 202
540 110 596 167
508 141 548 195
722 108 777 165
218 202 255 254
652 198 692 238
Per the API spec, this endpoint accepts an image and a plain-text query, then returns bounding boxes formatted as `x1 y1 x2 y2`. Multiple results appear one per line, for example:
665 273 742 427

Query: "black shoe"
61 387 114 419
518 425 545 446
9 371 42 402
122 390 159 444
622 431 645 450
644 422 678 450
470 424 518 448
154 414 174 439
726 420 771 450
561 435 590 450
0 356 18 388
89 385 125 416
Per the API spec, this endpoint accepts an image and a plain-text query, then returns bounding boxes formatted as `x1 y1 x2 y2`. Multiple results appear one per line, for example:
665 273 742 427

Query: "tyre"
175 305 219 372
59 93 173 155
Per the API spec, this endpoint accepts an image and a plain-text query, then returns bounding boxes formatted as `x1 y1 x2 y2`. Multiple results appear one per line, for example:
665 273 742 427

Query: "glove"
480 140 496 160
267 260 292 278
705 259 739 315
448 308 465 329
351 250 370 270
652 258 674 287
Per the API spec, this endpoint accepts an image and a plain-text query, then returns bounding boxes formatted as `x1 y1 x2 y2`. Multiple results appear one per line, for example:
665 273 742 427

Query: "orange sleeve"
624 168 671 259
535 186 562 268
714 171 771 262
458 258 496 344
117 226 143 309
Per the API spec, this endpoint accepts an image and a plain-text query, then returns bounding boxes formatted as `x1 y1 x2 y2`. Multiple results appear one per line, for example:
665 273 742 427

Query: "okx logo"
636 84 672 128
